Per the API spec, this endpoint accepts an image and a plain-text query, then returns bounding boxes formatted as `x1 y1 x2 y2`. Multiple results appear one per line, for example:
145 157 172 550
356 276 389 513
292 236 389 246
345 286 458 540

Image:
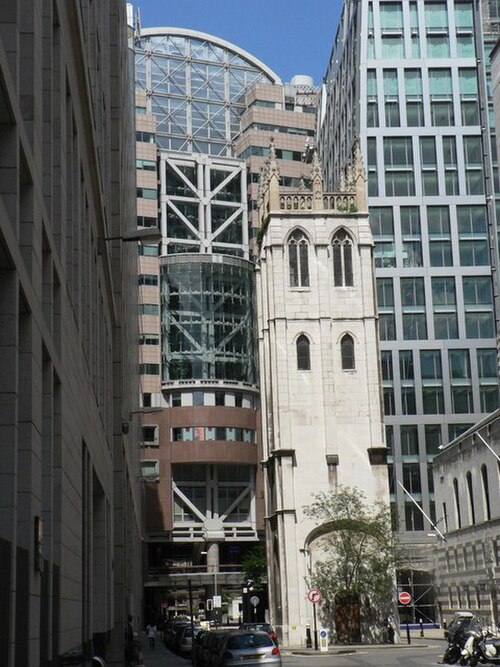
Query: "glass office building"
318 0 500 601
134 25 281 619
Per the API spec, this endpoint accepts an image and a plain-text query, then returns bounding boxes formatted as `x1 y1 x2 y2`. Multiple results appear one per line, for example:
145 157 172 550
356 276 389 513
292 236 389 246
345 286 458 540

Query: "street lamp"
122 407 163 434
98 226 162 254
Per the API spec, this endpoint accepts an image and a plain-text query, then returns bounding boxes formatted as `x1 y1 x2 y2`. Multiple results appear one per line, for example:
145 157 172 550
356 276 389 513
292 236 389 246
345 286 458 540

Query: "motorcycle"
443 612 483 664
461 625 500 666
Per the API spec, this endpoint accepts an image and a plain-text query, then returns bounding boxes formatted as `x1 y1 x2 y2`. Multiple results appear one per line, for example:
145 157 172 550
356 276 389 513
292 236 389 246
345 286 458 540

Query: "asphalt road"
142 640 447 667
283 643 445 667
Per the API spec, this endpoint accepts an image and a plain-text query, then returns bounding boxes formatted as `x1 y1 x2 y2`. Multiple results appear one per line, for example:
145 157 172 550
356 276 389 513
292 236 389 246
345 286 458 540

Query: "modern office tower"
318 0 500 619
133 24 284 620
256 145 389 646
234 79 318 254
0 2 142 665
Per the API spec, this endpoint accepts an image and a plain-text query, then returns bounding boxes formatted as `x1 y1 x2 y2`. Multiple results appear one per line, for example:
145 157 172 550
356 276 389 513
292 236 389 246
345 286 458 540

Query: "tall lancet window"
332 229 354 286
288 230 310 287
296 335 311 370
341 334 355 370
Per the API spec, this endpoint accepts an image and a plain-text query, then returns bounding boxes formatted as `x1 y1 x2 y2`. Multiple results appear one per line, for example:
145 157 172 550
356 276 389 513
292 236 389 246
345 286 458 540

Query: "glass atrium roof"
135 28 281 156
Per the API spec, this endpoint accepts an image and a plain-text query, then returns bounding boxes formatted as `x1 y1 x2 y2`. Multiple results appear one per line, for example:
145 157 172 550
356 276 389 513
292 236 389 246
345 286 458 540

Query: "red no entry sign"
399 591 412 605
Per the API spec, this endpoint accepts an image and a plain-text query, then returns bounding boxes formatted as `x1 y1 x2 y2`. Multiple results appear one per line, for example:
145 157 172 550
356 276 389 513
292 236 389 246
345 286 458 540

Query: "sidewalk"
140 640 189 667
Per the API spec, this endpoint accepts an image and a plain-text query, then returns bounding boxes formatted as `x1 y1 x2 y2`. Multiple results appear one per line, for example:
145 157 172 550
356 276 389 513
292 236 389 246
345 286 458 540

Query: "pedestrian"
147 621 157 650
384 616 395 644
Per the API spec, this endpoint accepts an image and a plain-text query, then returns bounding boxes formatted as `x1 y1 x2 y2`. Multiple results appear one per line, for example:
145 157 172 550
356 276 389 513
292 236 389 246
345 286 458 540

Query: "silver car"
215 631 282 667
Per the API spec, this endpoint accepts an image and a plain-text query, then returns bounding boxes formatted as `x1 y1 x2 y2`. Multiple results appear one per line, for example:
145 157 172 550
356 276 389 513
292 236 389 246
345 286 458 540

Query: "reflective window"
341 334 355 370
332 229 354 286
288 230 310 287
296 335 311 371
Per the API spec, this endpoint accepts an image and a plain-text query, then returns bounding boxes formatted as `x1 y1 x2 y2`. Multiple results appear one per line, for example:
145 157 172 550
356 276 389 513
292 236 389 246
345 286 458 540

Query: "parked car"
178 625 201 657
201 629 235 667
215 631 282 667
191 629 207 666
238 623 279 646
165 620 190 651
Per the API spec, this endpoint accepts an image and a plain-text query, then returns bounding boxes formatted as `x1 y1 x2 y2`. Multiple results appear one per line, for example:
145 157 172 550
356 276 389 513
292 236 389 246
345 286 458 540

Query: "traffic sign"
307 588 322 604
250 595 260 607
399 591 412 605
213 595 222 608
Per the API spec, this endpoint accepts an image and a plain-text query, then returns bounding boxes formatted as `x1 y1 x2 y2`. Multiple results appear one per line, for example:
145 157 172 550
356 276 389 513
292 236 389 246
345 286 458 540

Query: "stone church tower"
255 141 389 647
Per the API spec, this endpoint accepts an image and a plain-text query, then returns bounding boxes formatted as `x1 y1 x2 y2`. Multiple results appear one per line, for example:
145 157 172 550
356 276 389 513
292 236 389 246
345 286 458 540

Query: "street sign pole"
398 591 412 645
307 588 322 651
313 600 318 650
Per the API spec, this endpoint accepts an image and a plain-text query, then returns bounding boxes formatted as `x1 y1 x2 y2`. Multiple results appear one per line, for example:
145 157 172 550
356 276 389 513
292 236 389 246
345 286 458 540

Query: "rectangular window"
172 392 182 407
409 2 421 57
463 136 484 195
401 425 419 456
370 207 394 236
142 425 159 446
140 303 159 316
421 350 442 380
405 70 424 126
402 313 427 340
381 350 393 380
423 387 445 414
420 137 438 195
405 502 424 531
140 363 160 375
379 313 396 340
367 137 379 196
384 69 400 127
401 277 425 307
425 424 442 457
425 2 450 57
139 245 159 257
455 2 475 57
432 277 458 339
384 387 396 415
399 350 414 380
459 69 479 125
377 278 394 307
139 274 159 286
429 69 454 126
136 159 157 171
137 187 157 199
443 137 459 195
403 463 422 494
428 206 452 266
367 70 379 127
477 349 497 379
384 137 415 196
215 391 225 406
449 349 471 381
402 388 417 413
139 333 160 345
401 206 422 267
452 387 474 413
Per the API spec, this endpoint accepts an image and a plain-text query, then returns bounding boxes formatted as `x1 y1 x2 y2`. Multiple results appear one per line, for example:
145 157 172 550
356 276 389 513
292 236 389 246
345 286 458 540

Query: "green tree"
304 485 402 642
242 545 267 589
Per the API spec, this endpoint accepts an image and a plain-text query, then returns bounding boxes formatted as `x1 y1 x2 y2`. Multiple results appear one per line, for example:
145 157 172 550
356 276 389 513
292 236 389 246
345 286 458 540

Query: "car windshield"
228 634 273 649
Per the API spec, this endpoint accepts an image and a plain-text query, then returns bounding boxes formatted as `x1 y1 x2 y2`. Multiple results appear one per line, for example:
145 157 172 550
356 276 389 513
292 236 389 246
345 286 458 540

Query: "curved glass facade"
135 29 280 155
161 256 256 384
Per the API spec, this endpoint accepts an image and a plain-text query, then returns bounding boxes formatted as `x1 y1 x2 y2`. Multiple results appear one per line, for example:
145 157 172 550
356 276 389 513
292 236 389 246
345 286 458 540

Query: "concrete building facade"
256 144 390 646
0 1 142 666
432 411 500 626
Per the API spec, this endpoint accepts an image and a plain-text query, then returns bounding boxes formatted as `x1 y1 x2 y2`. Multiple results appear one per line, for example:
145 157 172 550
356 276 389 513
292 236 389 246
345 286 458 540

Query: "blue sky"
132 1 344 85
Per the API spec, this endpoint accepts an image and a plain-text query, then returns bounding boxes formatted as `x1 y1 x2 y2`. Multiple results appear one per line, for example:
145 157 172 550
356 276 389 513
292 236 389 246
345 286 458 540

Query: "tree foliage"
304 485 402 610
242 545 267 588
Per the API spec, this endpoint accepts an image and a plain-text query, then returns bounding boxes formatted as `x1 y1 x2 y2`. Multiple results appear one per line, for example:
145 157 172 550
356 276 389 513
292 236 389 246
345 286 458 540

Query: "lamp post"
98 226 162 254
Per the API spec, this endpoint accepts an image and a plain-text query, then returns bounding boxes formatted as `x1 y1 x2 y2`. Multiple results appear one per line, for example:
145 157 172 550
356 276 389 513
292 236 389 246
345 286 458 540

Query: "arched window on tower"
332 229 353 286
341 334 355 370
296 335 311 370
481 464 491 520
288 230 310 287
